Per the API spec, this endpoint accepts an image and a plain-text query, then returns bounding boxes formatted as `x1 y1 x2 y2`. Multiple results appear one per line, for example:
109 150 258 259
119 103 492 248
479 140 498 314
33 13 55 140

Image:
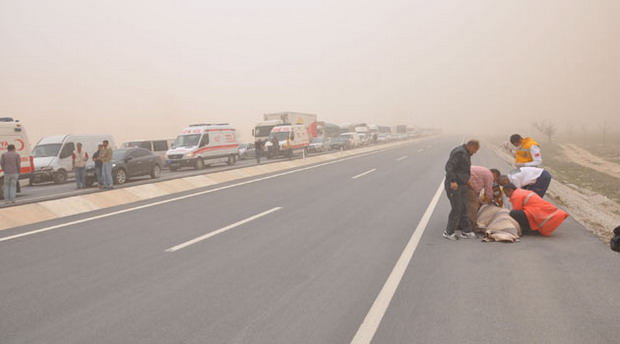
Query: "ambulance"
0 117 35 200
264 124 310 159
166 123 240 171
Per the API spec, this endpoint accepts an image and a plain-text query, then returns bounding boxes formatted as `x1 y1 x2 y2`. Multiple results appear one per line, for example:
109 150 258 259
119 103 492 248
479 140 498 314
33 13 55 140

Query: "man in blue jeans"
100 140 114 189
1 144 21 203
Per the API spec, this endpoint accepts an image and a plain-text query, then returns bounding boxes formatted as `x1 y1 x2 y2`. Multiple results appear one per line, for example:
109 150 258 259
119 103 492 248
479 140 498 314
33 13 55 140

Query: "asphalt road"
7 151 323 206
0 137 617 344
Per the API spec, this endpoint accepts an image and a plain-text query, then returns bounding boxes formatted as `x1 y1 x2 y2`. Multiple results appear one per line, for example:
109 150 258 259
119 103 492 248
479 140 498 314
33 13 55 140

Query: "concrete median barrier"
0 139 423 232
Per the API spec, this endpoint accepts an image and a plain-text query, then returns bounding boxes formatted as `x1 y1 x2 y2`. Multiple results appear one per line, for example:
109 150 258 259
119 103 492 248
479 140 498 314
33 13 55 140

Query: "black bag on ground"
611 226 620 253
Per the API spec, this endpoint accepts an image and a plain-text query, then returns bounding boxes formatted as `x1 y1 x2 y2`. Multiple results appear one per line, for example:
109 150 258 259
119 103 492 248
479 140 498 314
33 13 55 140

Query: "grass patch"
544 142 620 203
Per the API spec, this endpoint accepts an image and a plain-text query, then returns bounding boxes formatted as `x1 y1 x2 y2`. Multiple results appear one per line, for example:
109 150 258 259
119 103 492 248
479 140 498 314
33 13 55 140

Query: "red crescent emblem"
15 139 25 151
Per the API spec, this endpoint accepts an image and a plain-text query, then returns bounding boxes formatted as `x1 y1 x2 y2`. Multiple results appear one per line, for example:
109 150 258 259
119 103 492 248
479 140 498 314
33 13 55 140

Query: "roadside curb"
0 139 422 232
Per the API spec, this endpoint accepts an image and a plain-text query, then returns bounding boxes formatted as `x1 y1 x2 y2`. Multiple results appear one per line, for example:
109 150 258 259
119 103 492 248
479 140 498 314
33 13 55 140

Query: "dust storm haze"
1 0 618 143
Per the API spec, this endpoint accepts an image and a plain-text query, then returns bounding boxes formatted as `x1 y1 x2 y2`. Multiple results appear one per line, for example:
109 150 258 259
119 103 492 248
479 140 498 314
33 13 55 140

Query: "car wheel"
114 168 127 185
227 155 236 165
53 170 68 184
150 164 161 179
195 157 205 170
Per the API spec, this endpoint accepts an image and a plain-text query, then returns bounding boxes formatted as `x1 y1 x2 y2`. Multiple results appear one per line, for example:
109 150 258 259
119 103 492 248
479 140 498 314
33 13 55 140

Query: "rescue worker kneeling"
503 183 569 236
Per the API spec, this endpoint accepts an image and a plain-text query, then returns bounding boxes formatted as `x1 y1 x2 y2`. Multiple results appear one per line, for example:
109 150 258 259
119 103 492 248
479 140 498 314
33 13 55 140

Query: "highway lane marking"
396 156 407 161
350 178 445 344
352 169 377 179
417 149 424 152
165 207 282 252
0 147 397 243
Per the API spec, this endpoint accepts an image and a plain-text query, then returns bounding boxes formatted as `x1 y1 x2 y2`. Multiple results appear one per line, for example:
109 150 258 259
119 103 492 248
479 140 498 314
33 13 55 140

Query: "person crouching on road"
503 183 568 236
467 166 495 232
498 167 552 198
92 144 104 187
443 140 480 240
72 143 89 189
100 140 114 189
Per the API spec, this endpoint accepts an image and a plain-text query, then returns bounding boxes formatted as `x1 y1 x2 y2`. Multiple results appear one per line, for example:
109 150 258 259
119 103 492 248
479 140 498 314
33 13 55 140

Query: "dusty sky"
1 0 618 144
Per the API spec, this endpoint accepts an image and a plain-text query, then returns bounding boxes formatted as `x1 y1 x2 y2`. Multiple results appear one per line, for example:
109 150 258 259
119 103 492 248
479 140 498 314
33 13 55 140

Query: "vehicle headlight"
112 163 117 168
185 152 194 158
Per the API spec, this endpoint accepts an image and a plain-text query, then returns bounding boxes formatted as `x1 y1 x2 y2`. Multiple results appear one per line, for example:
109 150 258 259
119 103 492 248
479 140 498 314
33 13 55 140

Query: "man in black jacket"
443 140 480 240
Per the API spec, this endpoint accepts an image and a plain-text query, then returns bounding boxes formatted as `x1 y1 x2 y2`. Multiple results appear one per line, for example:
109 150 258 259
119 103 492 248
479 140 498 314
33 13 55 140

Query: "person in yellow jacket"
510 134 542 167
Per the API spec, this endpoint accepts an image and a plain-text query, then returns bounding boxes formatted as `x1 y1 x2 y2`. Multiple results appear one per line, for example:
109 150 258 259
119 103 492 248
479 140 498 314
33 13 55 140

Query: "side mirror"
125 157 133 162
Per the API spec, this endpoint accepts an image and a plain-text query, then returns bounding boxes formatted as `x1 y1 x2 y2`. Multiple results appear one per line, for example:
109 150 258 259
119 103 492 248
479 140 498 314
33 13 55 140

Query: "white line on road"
350 178 445 344
165 207 282 252
352 169 377 179
417 149 424 153
0 147 395 243
396 156 407 161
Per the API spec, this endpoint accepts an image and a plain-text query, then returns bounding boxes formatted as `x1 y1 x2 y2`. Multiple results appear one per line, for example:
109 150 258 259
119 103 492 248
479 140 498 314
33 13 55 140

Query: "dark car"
85 147 162 186
329 136 352 150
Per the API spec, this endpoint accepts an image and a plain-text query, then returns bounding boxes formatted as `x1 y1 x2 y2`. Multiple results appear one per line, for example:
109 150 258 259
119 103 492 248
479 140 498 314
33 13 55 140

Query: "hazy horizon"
1 0 618 144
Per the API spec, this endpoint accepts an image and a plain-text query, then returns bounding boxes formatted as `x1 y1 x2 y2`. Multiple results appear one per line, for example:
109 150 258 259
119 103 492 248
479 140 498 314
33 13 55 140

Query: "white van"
121 138 174 163
0 117 35 199
264 124 310 159
32 134 115 184
340 132 361 148
166 123 239 171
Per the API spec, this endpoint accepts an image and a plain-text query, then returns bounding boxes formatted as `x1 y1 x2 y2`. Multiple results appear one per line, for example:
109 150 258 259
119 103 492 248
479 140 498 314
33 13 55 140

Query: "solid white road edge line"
350 178 445 344
0 147 395 243
396 156 407 161
352 169 377 179
165 207 282 252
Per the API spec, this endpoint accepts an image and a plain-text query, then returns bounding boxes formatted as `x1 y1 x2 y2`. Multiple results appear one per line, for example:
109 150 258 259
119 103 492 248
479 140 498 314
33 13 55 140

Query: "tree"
598 121 608 144
532 121 557 142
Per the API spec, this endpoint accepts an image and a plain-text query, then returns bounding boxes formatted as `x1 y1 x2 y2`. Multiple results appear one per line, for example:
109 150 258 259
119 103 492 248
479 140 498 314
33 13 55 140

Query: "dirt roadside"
487 141 619 242
560 143 620 178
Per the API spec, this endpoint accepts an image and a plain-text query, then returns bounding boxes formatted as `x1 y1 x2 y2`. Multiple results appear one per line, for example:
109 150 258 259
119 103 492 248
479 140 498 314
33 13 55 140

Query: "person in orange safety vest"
503 183 568 236
510 134 542 168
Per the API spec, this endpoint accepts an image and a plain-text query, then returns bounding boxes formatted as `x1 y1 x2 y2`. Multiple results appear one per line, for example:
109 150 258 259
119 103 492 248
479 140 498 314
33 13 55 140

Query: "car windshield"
270 132 289 141
174 134 201 148
122 141 151 150
33 144 62 157
255 126 275 137
112 149 128 160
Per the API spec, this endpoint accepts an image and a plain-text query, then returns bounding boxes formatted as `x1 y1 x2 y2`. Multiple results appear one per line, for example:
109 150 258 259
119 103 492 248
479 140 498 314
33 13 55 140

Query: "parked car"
339 132 361 148
85 147 162 186
309 137 330 153
329 136 352 150
121 138 174 163
238 143 256 160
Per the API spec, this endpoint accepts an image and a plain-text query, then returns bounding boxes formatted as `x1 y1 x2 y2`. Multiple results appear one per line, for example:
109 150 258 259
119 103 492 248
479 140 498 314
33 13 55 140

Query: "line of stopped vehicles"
0 113 438 197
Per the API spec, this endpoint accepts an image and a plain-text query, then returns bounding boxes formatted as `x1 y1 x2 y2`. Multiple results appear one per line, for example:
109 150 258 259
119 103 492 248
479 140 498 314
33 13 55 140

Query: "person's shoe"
442 231 459 240
459 231 477 239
